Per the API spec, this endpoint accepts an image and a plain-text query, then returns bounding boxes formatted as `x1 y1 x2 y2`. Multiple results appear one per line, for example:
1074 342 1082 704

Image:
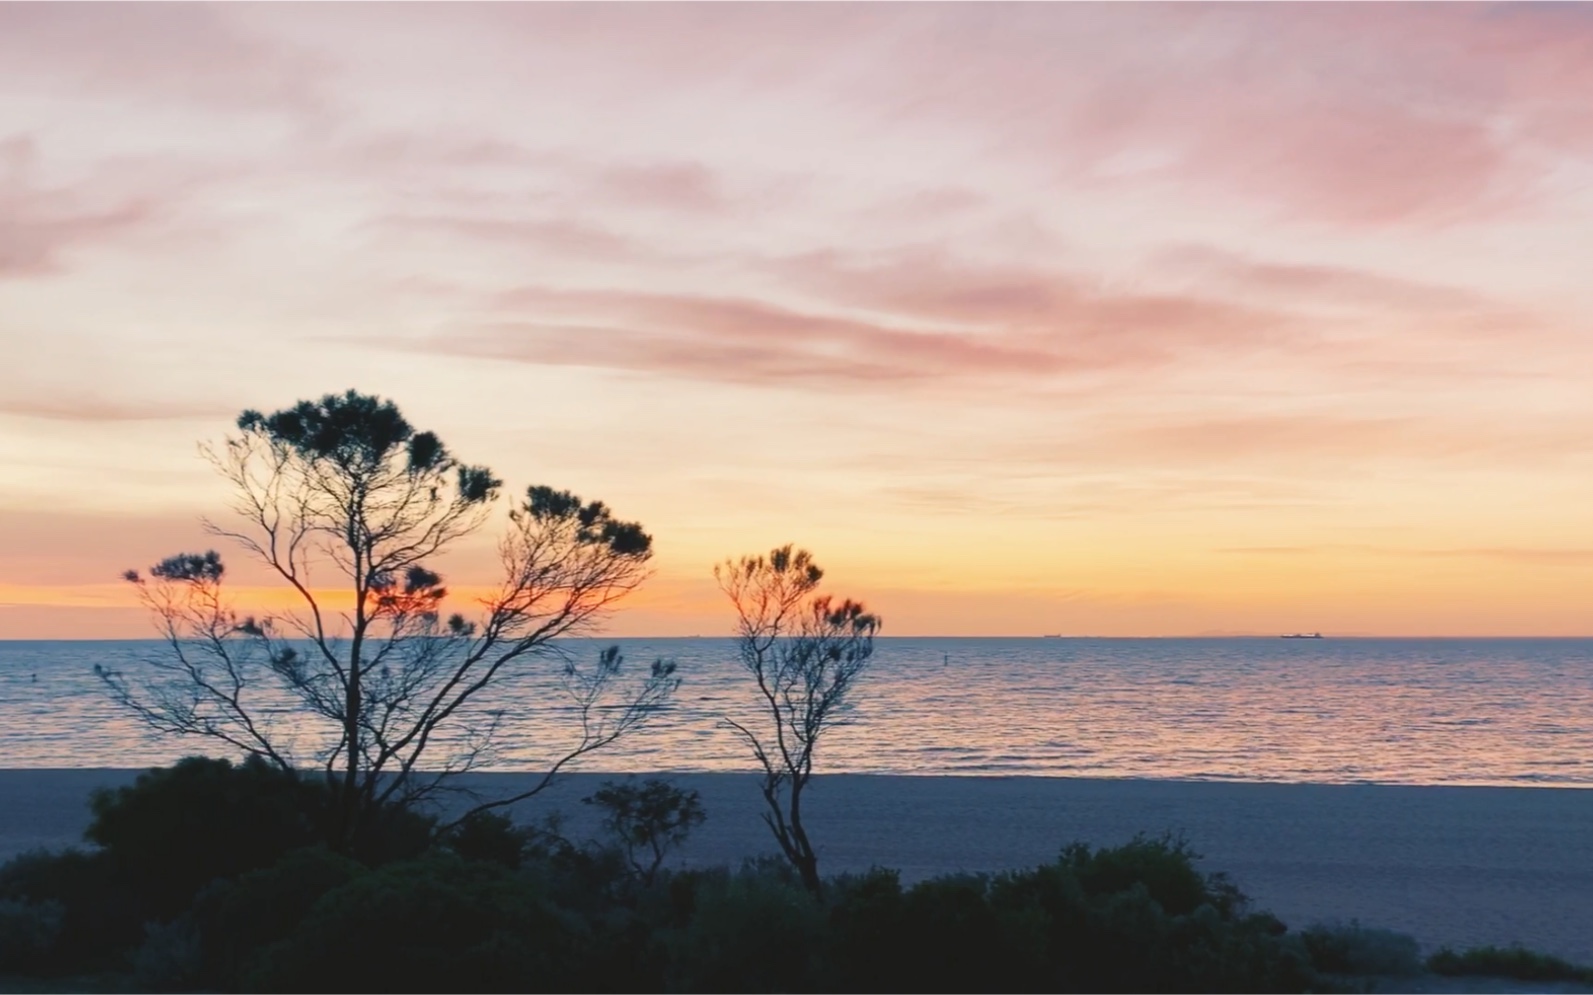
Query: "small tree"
101 390 679 850
715 545 879 894
583 778 706 885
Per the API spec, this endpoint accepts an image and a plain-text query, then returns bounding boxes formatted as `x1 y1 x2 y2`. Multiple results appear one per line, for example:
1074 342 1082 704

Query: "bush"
584 778 706 885
245 855 587 993
129 919 202 993
1302 921 1422 977
86 756 328 921
1427 944 1593 984
817 836 1317 994
1061 832 1243 917
666 859 827 992
0 898 64 975
439 810 539 869
189 846 366 990
0 848 140 975
0 766 1340 995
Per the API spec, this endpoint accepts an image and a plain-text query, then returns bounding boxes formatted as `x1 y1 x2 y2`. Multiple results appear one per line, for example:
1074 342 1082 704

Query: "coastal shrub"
1301 920 1422 976
584 778 706 885
86 756 327 920
128 918 202 992
814 837 1317 994
440 810 538 869
0 810 1334 994
244 854 587 993
0 898 64 975
0 848 140 974
904 872 1050 990
187 846 365 990
821 868 910 990
1061 832 1243 917
1427 944 1593 984
666 859 828 992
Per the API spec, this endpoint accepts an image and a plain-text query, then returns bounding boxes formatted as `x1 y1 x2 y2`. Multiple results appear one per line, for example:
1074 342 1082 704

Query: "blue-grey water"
1 637 1590 786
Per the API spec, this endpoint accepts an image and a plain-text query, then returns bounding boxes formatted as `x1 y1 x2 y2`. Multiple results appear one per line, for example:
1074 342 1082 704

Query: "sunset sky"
4 2 1593 638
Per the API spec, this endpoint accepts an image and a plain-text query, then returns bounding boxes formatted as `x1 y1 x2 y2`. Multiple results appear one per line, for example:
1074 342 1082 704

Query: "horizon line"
7 634 1593 642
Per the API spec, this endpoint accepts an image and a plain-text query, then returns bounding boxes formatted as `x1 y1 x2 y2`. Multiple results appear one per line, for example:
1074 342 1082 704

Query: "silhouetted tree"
101 390 679 850
715 545 879 894
583 778 706 885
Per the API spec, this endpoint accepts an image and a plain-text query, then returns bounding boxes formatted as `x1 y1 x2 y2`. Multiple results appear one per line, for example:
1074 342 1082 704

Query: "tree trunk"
788 781 823 895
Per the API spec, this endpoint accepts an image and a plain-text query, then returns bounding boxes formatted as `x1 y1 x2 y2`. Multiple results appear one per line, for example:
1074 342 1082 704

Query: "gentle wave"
1 637 1590 786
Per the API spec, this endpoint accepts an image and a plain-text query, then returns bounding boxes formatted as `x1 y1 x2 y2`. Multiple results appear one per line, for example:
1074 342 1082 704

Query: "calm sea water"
1 638 1590 786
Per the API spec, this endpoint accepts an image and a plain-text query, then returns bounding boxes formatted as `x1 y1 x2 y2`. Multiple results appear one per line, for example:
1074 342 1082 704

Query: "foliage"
667 861 828 992
1 761 1345 994
188 846 366 990
583 778 706 885
128 918 202 993
437 810 534 869
243 855 586 993
1059 832 1243 918
716 544 880 892
0 848 139 975
1427 944 1593 984
0 829 1331 994
101 389 679 852
0 756 427 980
0 899 64 976
1300 920 1422 977
84 756 327 920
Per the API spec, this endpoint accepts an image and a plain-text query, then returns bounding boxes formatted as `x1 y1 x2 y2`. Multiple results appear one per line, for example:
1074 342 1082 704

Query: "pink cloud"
441 4 1593 224
399 266 1304 390
767 249 1292 353
0 136 161 278
373 213 643 263
1152 245 1501 313
0 3 331 117
0 394 232 423
432 291 1072 387
596 160 725 213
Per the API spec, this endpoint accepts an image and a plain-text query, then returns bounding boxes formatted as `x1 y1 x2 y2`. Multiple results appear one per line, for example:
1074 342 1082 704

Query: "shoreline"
3 770 1591 962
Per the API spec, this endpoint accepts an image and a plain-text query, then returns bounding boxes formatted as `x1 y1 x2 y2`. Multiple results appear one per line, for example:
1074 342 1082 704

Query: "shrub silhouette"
0 848 140 974
0 762 1332 994
1302 920 1423 976
188 846 366 990
244 855 585 993
85 756 328 920
583 778 706 885
1427 944 1593 984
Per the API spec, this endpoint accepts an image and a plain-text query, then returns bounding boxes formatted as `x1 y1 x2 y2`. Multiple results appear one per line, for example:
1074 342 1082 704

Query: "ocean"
1 637 1590 786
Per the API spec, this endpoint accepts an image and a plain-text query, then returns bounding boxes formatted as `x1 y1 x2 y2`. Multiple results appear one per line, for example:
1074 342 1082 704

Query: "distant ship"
1280 632 1324 639
1041 634 1064 638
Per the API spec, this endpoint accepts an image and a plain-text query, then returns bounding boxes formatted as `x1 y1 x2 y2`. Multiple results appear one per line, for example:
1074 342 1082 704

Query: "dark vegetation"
0 756 1351 993
1426 945 1593 985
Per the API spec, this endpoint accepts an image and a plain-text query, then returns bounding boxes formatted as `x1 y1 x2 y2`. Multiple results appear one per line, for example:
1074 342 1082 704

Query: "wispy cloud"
0 4 332 118
418 289 1074 387
0 136 159 278
1218 544 1593 566
0 395 232 423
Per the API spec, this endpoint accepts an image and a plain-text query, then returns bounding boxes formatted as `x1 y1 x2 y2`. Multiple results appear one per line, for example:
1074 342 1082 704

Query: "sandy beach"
2 770 1590 965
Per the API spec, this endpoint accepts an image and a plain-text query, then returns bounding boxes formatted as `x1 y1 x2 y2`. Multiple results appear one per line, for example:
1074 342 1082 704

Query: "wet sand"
3 770 1590 964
